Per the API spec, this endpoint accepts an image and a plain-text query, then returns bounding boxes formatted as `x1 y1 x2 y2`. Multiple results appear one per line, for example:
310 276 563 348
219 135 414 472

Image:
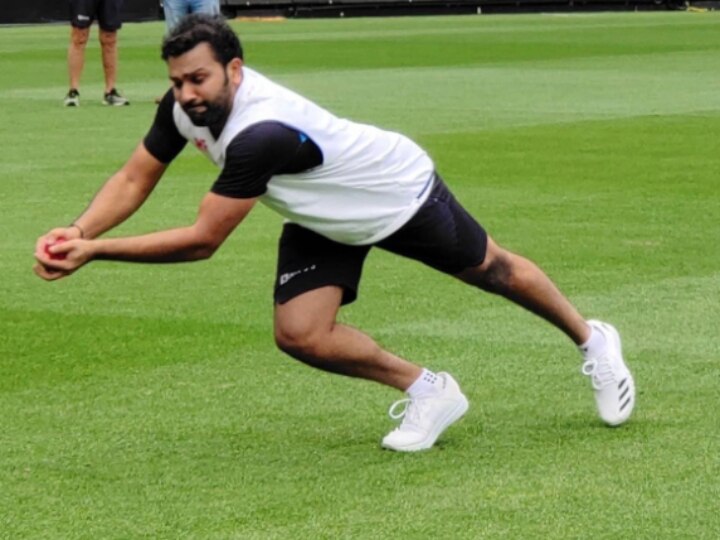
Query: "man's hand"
34 226 89 281
33 192 257 279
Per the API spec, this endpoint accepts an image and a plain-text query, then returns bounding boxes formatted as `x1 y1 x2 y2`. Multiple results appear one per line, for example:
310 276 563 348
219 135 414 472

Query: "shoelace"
388 398 411 420
387 398 426 432
582 357 616 390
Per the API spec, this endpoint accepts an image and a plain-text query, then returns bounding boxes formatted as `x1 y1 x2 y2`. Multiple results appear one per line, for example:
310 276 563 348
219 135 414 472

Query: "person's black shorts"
274 174 488 306
69 0 123 31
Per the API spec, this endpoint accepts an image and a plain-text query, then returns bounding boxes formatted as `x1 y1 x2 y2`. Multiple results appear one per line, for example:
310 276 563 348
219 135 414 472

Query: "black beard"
183 101 229 129
183 72 233 137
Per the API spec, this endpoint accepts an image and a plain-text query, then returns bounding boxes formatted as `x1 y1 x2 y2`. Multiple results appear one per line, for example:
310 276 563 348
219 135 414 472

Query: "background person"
162 0 221 31
65 0 129 106
37 15 635 452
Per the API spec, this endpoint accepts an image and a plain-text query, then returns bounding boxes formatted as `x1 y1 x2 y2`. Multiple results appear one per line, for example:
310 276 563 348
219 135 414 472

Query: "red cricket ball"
44 236 67 260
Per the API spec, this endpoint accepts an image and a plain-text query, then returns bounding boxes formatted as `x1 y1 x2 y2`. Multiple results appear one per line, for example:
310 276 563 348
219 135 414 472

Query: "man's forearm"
92 226 217 263
73 171 155 239
72 143 167 239
36 190 254 280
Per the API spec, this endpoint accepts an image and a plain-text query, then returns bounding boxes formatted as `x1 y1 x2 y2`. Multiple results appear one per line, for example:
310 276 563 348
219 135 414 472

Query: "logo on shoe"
279 264 316 285
77 14 90 21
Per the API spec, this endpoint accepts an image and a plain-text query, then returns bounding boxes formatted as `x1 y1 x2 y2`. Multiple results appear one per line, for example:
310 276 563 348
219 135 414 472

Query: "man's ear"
228 57 243 86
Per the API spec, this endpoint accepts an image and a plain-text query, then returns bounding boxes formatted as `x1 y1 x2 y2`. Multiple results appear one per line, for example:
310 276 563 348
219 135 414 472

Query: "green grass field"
1 11 719 539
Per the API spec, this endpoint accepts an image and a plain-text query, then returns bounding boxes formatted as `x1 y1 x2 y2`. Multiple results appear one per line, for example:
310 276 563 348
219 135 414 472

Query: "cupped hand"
34 226 91 281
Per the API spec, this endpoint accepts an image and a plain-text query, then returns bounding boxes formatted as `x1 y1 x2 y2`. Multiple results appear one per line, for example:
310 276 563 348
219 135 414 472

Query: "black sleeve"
142 89 187 164
211 121 323 199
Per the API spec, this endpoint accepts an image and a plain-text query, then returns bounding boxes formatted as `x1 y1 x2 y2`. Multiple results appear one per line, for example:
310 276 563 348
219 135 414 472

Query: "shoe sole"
381 394 469 452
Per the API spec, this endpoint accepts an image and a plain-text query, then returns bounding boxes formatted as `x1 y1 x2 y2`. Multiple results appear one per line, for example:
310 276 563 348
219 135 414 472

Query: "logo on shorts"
77 14 90 21
279 265 317 285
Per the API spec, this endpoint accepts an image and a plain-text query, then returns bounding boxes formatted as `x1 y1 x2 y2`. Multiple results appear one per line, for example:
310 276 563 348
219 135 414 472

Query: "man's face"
167 42 242 128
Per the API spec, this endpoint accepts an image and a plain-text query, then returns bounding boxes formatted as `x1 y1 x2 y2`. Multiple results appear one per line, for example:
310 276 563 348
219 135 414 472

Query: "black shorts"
69 0 123 31
274 175 488 306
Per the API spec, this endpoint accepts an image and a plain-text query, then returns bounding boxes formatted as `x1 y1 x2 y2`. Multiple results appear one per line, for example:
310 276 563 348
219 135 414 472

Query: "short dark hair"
161 14 243 66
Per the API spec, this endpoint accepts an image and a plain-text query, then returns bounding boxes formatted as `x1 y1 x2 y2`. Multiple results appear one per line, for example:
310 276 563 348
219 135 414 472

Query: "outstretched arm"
73 142 168 239
33 142 169 280
34 192 257 279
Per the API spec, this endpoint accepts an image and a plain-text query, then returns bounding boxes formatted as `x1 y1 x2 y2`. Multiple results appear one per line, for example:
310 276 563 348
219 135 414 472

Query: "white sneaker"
582 320 635 426
381 372 469 452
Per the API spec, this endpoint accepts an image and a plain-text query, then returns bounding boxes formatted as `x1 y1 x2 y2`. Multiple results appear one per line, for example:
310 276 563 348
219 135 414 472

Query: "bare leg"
99 29 118 93
68 26 90 90
274 286 422 390
455 236 590 345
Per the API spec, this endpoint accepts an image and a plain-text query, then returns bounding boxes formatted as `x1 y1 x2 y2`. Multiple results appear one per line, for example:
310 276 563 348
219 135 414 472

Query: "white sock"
579 324 606 358
406 368 443 398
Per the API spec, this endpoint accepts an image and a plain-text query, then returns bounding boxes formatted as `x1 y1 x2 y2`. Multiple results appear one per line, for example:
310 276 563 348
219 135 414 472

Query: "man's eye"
191 77 204 84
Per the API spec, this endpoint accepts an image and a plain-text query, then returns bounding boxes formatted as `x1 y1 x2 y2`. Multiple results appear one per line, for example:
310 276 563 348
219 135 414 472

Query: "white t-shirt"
172 67 435 245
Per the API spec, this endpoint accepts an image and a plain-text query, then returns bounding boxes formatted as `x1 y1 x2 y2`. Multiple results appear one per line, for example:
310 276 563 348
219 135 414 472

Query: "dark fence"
0 0 678 24
222 0 677 17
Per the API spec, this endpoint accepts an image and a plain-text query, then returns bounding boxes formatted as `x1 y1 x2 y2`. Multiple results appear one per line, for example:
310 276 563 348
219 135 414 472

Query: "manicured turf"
2 11 719 538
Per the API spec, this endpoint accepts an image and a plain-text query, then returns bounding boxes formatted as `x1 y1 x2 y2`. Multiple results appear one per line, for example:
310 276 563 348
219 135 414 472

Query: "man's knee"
99 30 117 47
477 251 514 293
70 27 90 47
274 319 328 361
457 238 516 293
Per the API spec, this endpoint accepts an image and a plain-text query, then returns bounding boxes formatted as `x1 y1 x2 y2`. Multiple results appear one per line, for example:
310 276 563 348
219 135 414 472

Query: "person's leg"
98 29 118 94
455 236 591 345
379 177 590 345
67 0 94 96
272 223 468 451
96 0 128 104
456 238 634 425
274 286 468 451
274 286 421 390
68 26 90 91
379 174 634 426
190 0 220 15
163 0 186 30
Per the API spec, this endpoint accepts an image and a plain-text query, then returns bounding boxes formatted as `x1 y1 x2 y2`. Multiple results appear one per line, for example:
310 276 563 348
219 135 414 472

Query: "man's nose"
179 84 197 104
